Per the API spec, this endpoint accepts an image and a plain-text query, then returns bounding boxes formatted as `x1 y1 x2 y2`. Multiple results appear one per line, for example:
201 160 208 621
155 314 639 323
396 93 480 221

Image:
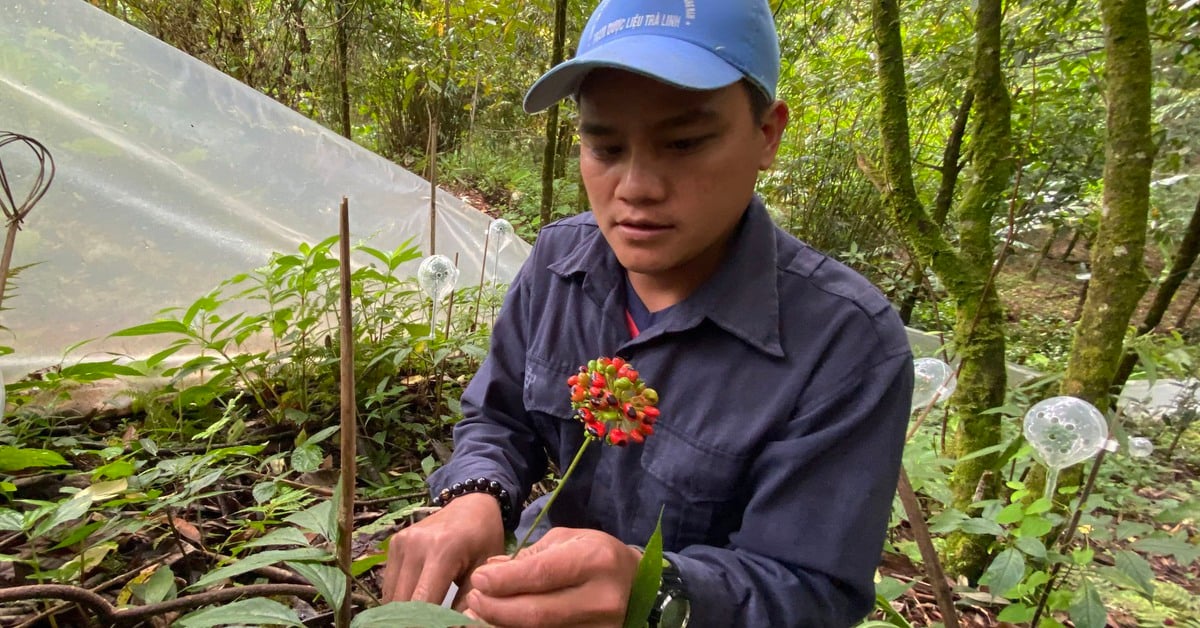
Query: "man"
382 1 913 626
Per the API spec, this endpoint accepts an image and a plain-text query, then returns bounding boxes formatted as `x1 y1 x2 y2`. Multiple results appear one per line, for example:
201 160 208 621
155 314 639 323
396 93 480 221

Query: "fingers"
472 538 592 597
466 584 624 628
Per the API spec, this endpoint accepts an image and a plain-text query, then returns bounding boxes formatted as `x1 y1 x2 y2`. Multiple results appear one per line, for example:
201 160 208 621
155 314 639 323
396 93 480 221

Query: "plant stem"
512 437 592 556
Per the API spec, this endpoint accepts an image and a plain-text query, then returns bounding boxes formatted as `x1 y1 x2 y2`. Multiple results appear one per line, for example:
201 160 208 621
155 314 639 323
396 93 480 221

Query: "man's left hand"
464 527 643 628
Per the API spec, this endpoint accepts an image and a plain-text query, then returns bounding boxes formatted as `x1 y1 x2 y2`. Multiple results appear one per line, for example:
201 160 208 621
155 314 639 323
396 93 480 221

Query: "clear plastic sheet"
0 0 530 380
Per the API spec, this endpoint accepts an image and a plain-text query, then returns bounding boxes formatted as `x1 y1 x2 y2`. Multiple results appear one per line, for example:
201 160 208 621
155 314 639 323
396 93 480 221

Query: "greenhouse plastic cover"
0 0 530 381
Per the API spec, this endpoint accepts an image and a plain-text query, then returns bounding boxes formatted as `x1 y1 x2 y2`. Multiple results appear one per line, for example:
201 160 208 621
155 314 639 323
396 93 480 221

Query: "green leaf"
110 320 192 337
995 503 1025 525
92 460 135 481
980 549 1025 597
1113 549 1156 598
176 597 304 627
874 575 913 601
1016 515 1053 539
959 517 1004 536
0 447 69 472
186 547 330 591
251 481 278 504
997 602 1035 623
1130 534 1200 567
1015 535 1047 559
284 499 337 543
240 526 312 550
33 493 93 537
1025 497 1053 515
1068 578 1106 628
624 511 664 628
1072 547 1095 566
926 509 968 534
291 444 323 473
0 509 23 532
131 565 177 604
349 601 481 628
288 561 346 616
351 552 389 577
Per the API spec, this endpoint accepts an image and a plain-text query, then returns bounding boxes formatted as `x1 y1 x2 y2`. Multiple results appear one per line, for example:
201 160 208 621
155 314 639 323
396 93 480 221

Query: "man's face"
577 70 787 293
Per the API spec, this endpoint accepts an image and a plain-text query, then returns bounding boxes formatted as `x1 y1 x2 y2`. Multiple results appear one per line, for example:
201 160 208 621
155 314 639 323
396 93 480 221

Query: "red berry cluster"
567 356 660 447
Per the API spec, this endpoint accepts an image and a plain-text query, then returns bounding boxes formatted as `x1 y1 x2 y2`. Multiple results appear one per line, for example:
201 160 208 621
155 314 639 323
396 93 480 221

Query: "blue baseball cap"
523 0 781 113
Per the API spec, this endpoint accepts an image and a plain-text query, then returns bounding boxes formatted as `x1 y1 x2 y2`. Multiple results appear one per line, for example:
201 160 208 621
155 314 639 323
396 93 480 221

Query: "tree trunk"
872 0 1011 580
1111 192 1200 390
1060 0 1154 405
898 90 973 323
334 0 351 139
539 0 568 229
1175 282 1200 328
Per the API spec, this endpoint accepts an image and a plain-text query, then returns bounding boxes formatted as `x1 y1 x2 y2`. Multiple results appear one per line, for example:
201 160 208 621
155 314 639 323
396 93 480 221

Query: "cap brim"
523 35 745 113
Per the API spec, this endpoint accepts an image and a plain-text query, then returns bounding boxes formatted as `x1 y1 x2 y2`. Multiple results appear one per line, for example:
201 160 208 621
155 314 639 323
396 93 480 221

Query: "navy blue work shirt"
429 198 913 627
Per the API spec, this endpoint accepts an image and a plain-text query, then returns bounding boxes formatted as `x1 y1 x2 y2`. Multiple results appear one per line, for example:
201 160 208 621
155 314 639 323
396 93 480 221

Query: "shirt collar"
548 197 784 358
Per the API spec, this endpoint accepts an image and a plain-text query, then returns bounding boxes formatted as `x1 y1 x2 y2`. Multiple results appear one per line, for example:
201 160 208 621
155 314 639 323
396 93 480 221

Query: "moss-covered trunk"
1060 0 1153 405
872 0 1010 579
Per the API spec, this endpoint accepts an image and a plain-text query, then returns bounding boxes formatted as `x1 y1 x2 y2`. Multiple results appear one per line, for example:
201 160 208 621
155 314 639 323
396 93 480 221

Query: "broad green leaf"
92 460 135 481
1016 515 1053 539
186 547 330 591
1025 497 1053 515
176 597 304 627
0 509 23 531
624 511 665 628
874 575 913 601
997 602 1035 623
0 447 69 472
1130 535 1200 567
1072 547 1095 566
303 425 341 446
284 499 336 543
240 526 312 550
251 480 278 504
980 549 1025 597
288 561 346 616
34 493 93 537
1014 535 1047 559
51 520 105 550
110 320 191 337
1068 578 1106 628
291 443 323 473
959 517 1004 536
131 564 177 604
995 503 1024 525
349 601 481 628
1112 550 1156 598
926 509 968 534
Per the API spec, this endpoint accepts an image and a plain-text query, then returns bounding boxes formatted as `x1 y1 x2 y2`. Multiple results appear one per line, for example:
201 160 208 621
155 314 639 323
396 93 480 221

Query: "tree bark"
539 0 568 229
898 90 973 323
872 0 1011 580
1111 192 1200 390
334 0 352 139
1060 0 1154 405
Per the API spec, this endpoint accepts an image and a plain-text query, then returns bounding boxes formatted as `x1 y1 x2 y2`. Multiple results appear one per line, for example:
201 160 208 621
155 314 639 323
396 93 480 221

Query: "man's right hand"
381 492 506 605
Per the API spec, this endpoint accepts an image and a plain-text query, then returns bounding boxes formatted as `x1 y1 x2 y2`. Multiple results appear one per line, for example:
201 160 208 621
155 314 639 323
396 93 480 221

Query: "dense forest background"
1 0 1197 626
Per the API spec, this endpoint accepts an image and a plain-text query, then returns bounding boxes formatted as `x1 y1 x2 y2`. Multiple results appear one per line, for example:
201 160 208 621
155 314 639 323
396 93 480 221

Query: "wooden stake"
336 197 356 628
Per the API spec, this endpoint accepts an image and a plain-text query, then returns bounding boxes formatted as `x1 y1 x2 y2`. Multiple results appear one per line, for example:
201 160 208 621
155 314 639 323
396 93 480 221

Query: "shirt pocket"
638 434 745 549
523 351 575 419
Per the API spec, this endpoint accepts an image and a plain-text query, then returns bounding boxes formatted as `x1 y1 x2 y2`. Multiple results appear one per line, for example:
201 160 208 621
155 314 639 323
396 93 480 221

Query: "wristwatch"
647 563 690 628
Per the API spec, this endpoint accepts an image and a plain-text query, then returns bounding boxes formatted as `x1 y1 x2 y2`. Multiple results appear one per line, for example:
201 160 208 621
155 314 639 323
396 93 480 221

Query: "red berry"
611 357 625 370
571 387 586 402
643 406 660 418
567 374 579 386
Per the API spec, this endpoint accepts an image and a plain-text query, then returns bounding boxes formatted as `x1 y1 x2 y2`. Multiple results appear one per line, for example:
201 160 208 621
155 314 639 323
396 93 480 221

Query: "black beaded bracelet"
432 477 514 524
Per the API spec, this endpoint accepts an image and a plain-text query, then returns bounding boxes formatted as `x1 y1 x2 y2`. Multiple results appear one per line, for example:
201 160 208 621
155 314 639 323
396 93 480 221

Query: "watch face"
660 593 691 628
